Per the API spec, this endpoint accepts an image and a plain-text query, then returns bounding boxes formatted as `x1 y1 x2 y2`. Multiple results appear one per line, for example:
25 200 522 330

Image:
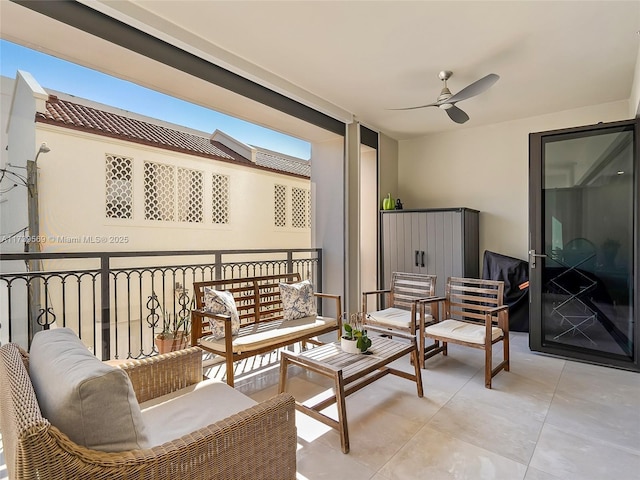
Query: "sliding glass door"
529 119 638 370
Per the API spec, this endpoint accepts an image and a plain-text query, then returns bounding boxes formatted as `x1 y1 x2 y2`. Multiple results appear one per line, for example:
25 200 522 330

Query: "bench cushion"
366 307 433 330
204 288 240 339
200 315 337 354
425 319 503 344
140 378 257 447
29 328 149 452
279 280 317 320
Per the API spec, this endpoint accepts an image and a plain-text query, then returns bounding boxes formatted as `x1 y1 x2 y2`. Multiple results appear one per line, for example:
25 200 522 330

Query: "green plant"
158 311 190 340
342 314 372 352
148 293 190 340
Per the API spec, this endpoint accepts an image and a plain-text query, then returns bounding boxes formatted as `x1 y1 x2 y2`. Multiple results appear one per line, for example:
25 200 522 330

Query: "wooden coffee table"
278 327 423 453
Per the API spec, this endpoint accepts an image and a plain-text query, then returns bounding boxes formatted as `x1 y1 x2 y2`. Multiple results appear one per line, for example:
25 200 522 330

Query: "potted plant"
341 313 372 354
155 311 189 353
149 293 190 354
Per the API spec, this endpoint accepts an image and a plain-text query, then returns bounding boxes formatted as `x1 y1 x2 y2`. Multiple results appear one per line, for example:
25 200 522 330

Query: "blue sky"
0 40 311 159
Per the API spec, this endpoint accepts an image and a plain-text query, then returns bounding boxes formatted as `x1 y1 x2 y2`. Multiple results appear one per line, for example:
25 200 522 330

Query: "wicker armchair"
0 344 297 480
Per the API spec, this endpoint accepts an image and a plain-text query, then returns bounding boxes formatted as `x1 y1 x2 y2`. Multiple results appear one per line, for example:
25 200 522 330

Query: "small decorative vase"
341 337 360 354
382 193 395 210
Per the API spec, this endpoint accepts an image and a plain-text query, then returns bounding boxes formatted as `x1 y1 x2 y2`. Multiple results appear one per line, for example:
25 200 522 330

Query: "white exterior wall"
398 100 630 265
34 124 310 254
311 135 345 320
1 72 48 347
2 72 47 254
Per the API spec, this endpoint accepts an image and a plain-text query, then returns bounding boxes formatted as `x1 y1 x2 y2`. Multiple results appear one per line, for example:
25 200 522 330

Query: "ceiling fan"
392 70 499 124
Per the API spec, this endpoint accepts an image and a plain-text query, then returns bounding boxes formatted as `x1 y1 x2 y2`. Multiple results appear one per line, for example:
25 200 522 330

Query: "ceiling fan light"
439 103 453 110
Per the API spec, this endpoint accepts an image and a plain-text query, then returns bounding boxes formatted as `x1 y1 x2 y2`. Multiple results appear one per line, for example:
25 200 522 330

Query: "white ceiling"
2 1 640 143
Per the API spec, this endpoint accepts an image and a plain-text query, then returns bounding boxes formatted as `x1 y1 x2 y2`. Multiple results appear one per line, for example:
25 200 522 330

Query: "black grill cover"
482 250 530 332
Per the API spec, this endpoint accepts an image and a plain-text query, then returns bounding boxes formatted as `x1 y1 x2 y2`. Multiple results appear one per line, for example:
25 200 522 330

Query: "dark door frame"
528 118 639 371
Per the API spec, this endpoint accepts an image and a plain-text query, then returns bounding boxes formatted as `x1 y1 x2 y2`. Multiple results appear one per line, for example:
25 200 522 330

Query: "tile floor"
1 331 639 479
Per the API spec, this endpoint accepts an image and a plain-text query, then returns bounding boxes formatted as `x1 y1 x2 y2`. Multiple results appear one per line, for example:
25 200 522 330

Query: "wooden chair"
421 277 509 388
362 272 437 368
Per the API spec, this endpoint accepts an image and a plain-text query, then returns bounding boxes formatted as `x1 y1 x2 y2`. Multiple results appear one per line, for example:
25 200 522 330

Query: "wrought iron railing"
0 248 322 360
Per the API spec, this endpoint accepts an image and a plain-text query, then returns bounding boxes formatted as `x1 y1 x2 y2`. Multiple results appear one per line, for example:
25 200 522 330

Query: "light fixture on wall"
34 142 50 164
27 142 51 252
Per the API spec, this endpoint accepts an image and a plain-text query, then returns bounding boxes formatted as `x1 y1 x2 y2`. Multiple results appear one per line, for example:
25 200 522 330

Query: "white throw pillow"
29 328 149 452
203 288 240 339
279 279 317 321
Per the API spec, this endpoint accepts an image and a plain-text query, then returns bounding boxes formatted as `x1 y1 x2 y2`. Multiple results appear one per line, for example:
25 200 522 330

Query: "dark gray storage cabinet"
380 208 479 297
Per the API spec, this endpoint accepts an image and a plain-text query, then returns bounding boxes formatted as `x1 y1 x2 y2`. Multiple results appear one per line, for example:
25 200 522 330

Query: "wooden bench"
191 273 342 386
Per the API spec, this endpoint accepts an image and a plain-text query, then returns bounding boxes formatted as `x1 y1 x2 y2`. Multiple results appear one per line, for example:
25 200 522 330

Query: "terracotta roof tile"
255 149 310 177
38 96 248 164
37 96 310 178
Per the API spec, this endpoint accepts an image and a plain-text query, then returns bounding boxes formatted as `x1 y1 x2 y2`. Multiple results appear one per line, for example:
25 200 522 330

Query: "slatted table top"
282 337 415 382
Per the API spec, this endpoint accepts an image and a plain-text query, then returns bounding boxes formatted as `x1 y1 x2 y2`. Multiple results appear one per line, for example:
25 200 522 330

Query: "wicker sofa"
0 329 297 480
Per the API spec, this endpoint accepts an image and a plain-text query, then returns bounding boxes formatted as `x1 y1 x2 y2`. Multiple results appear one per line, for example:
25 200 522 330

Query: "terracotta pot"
155 332 188 354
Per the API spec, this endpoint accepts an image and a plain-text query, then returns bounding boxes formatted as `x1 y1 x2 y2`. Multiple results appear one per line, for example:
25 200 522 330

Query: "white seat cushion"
425 319 503 344
140 378 257 447
366 307 432 330
199 315 337 354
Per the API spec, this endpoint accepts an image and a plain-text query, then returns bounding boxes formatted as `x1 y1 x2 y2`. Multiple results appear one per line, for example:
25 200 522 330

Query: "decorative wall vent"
105 154 133 219
212 174 230 224
144 161 175 221
274 184 287 227
177 167 203 223
292 187 310 229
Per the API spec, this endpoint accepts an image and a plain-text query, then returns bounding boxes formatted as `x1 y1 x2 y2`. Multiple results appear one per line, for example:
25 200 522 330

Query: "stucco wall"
398 100 630 264
34 124 311 254
311 135 345 319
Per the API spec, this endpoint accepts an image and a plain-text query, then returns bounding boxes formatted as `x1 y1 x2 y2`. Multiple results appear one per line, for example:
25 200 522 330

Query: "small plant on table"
341 313 372 353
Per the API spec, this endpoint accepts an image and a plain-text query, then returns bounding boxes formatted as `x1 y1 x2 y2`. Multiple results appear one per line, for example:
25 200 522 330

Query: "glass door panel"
530 120 638 368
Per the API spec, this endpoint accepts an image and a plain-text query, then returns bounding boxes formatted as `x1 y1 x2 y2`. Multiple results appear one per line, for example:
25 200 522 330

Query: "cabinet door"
411 212 427 274
424 210 464 297
383 212 421 285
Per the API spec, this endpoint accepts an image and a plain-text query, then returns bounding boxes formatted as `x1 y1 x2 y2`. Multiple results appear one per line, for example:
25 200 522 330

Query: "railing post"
316 248 323 289
214 252 222 280
100 254 111 360
316 248 323 315
286 251 293 275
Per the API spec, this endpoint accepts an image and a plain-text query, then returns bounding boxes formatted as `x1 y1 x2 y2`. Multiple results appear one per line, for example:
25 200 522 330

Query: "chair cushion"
279 280 317 320
425 319 503 344
199 315 336 354
140 378 257 447
203 288 240 339
29 328 149 452
366 307 432 330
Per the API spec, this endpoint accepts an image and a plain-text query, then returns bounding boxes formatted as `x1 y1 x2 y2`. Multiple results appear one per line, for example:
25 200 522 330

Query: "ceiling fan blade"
388 101 440 111
447 73 499 104
446 105 469 124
